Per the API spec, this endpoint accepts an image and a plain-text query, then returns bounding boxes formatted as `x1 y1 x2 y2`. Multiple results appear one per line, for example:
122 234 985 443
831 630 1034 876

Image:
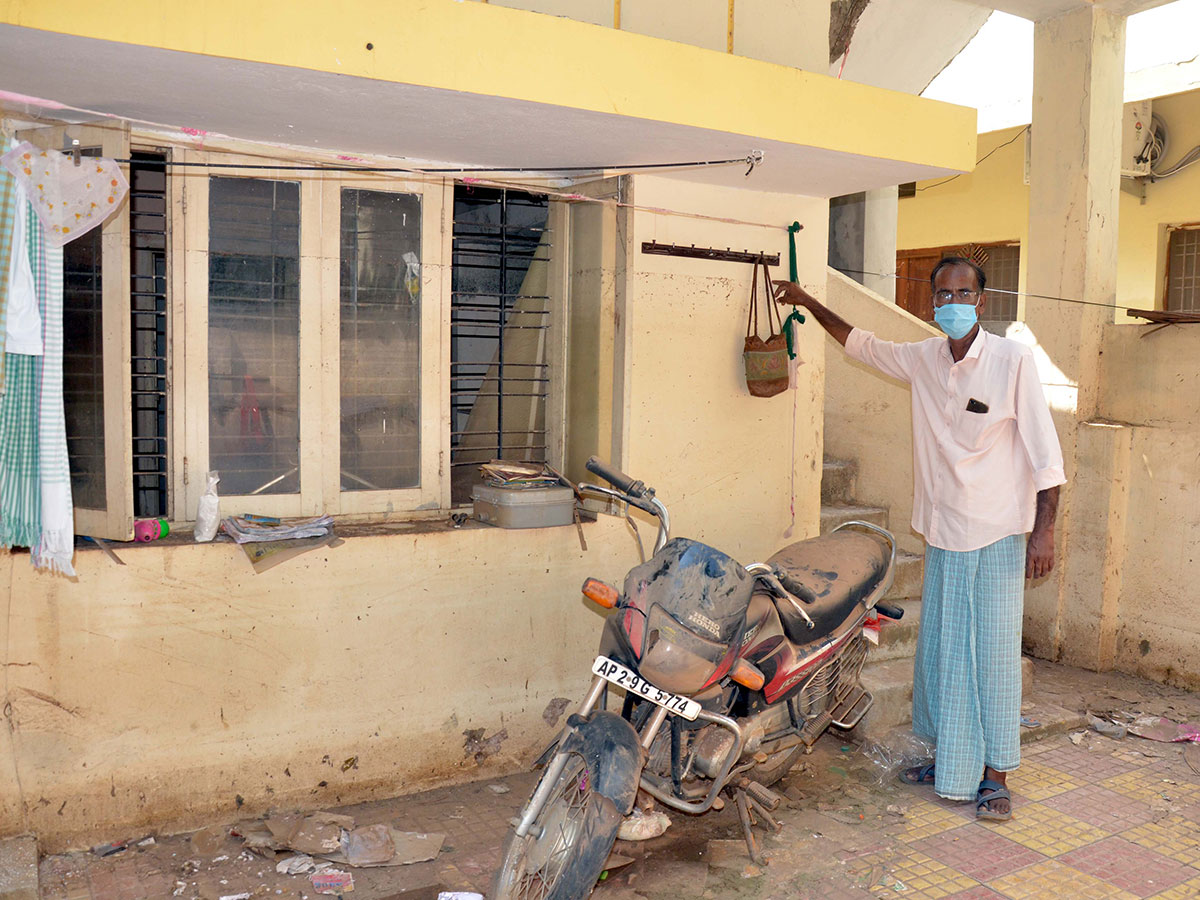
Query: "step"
821 458 857 505
871 598 922 662
0 835 38 900
819 504 888 535
886 550 924 602
847 656 1036 741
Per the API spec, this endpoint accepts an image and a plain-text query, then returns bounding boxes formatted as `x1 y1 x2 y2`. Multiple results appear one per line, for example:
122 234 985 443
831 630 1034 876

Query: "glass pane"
63 219 106 510
208 177 300 495
981 245 1019 322
339 189 421 491
1167 229 1200 312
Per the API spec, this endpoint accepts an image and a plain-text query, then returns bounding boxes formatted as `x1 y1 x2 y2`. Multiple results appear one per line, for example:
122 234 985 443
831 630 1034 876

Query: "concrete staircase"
821 458 1034 741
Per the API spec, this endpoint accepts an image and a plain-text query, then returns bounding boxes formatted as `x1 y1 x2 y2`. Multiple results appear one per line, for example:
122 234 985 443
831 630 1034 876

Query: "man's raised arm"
773 281 853 346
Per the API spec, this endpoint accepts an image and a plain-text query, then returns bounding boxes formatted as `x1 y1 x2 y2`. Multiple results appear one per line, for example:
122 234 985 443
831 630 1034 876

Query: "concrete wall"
620 175 827 562
1089 324 1200 689
0 519 641 850
823 268 940 557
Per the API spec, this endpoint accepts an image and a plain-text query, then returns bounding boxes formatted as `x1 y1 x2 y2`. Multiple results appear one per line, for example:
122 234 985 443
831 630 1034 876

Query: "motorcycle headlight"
638 605 727 695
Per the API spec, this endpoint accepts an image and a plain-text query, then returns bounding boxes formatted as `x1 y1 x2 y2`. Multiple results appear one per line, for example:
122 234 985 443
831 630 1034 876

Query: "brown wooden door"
896 251 939 322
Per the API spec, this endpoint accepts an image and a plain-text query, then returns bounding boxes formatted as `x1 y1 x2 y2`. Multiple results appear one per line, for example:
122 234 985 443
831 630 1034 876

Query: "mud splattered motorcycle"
491 457 902 900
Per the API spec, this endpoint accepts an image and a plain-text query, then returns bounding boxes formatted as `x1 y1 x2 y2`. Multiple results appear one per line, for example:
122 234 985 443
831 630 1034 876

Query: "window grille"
130 152 169 517
980 244 1019 323
449 186 551 502
1165 227 1200 312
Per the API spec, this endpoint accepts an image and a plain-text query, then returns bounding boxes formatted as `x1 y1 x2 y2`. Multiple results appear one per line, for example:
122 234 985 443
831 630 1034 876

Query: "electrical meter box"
1122 100 1154 177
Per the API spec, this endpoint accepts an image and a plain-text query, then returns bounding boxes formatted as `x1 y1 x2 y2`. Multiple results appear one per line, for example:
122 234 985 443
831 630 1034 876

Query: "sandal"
975 778 1012 821
899 763 936 785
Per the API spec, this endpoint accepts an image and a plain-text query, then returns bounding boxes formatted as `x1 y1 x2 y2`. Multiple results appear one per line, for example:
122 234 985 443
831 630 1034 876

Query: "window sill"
75 510 596 551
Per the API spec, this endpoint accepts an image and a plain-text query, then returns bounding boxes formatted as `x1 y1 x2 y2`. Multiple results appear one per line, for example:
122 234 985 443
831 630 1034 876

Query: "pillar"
1021 6 1125 667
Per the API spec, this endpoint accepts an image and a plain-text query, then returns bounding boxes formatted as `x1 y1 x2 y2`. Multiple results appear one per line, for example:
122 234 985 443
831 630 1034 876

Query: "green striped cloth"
0 135 16 394
0 352 40 548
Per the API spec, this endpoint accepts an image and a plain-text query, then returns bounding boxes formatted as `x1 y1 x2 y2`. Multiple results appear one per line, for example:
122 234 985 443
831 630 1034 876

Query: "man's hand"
1026 528 1054 579
771 281 853 346
772 280 819 307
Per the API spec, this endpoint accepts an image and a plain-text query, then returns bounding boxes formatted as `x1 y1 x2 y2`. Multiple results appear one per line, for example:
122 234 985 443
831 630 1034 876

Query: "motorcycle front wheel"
491 751 622 900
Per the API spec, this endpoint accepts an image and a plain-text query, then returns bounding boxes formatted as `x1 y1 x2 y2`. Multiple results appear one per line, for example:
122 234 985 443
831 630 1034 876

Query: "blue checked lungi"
911 534 1024 801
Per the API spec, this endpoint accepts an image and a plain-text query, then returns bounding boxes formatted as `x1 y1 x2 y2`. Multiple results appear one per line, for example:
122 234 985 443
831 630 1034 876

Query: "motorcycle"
491 457 903 900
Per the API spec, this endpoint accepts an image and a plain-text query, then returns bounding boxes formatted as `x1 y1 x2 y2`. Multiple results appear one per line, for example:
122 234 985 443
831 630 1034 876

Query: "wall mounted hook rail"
641 242 780 266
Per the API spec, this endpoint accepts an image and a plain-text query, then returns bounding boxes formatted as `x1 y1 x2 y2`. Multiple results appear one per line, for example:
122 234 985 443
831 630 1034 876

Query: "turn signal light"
730 659 765 690
581 577 619 608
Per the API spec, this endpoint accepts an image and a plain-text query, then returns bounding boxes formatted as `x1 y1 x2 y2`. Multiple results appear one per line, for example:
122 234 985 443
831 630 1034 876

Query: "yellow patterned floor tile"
977 802 1110 856
1101 769 1185 805
1148 873 1200 899
896 801 973 843
1123 816 1200 867
1011 759 1084 800
866 848 979 899
988 859 1140 900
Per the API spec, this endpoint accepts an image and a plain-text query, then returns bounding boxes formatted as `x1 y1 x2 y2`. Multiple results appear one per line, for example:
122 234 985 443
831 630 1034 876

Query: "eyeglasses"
933 288 981 304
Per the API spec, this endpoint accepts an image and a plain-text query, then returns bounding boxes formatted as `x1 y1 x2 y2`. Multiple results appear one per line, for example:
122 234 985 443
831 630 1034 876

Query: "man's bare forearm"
1033 486 1059 535
772 281 853 346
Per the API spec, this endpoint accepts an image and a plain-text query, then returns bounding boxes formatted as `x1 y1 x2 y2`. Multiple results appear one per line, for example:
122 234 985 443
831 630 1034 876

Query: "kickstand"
733 789 767 866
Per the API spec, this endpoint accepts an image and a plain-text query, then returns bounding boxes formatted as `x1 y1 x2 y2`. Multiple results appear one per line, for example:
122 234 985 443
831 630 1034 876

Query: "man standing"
774 258 1064 821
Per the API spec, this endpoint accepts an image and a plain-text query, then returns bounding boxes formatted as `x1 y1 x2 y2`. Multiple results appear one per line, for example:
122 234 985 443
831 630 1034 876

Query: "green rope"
784 221 805 358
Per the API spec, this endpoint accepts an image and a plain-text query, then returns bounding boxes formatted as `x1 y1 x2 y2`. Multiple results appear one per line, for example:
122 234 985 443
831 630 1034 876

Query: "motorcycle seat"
763 530 891 643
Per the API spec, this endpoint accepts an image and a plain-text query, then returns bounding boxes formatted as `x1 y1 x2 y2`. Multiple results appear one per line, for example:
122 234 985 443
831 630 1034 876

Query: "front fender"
560 711 644 815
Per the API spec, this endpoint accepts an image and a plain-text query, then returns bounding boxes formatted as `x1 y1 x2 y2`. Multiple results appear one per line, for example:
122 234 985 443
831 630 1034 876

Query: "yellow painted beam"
1 0 976 172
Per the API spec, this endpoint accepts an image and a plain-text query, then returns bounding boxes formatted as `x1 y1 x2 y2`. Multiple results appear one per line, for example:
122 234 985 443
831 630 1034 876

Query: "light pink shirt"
845 327 1065 552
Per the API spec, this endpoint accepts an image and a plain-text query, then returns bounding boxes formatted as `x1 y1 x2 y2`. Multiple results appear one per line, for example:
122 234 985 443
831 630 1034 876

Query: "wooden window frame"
1162 222 1200 312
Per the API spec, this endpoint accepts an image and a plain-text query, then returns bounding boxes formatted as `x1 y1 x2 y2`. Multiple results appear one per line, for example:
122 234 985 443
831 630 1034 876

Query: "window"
895 241 1021 327
1164 225 1200 312
449 186 555 503
178 163 446 521
19 130 570 535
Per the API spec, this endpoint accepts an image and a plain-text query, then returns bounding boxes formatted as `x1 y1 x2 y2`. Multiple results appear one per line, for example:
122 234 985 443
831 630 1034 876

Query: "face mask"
934 303 978 340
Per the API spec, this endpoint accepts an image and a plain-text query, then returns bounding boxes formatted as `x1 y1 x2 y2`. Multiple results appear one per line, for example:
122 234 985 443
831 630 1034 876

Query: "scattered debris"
136 836 156 848
463 728 509 764
191 825 230 856
437 893 484 900
310 869 353 894
1087 713 1128 739
488 784 511 795
1069 731 1086 746
218 894 251 900
542 697 571 726
1126 715 1200 743
617 808 671 841
91 840 127 857
276 855 318 875
1020 716 1040 728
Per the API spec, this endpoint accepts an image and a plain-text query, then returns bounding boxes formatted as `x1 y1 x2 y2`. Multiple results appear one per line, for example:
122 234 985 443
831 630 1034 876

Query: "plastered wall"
0 519 644 850
619 176 827 564
1091 324 1200 689
823 268 939 557
897 87 1200 316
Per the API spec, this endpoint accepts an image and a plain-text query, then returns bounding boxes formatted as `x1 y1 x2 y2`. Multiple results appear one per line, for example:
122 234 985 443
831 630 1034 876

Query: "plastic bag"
616 808 671 841
861 727 935 787
194 471 221 542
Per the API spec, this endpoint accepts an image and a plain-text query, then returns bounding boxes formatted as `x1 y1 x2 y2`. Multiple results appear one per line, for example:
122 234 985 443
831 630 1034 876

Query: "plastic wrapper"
861 727 935 787
194 472 221 542
617 808 671 841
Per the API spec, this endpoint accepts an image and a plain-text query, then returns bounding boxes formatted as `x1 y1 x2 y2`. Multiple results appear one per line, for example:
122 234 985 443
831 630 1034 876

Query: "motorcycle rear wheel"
491 752 622 900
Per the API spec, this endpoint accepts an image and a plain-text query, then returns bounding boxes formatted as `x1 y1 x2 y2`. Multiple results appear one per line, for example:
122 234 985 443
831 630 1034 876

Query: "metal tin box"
471 483 576 529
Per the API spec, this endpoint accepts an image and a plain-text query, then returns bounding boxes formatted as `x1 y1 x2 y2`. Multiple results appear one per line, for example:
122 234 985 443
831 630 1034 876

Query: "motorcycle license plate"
591 656 701 721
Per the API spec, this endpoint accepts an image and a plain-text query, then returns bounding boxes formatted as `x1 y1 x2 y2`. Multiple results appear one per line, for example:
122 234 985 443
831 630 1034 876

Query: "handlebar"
580 457 670 555
585 456 645 498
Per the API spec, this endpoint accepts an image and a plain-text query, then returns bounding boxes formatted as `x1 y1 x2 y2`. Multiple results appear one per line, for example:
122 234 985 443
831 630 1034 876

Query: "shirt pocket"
954 404 1009 451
